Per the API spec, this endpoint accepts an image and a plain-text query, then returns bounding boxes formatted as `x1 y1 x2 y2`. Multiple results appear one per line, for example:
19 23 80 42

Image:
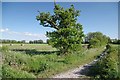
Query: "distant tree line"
110 39 120 44
0 39 44 44
0 39 26 44
29 40 43 44
1 37 119 45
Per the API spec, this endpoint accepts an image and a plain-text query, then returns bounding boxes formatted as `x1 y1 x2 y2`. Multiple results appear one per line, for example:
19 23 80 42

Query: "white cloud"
1 28 48 42
23 32 46 38
10 31 21 34
0 28 9 32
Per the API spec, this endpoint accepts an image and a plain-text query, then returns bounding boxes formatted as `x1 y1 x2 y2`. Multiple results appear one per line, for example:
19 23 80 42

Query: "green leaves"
36 4 84 54
2 64 36 78
88 46 119 79
86 32 110 48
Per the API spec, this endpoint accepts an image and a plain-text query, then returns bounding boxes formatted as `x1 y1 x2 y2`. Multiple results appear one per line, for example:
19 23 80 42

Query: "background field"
2 44 57 51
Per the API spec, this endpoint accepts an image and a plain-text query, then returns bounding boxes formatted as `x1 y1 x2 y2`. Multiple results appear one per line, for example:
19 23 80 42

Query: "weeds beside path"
52 48 107 78
1 45 105 78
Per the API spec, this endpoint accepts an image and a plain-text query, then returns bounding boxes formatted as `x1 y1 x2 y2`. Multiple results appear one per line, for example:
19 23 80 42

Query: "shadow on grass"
12 49 60 55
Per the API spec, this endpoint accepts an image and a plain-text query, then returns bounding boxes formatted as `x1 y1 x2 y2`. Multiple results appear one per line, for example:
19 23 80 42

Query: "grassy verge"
1 45 105 78
38 47 105 78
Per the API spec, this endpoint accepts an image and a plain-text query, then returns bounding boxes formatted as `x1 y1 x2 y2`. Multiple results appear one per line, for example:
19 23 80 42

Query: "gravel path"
53 61 96 78
53 50 107 78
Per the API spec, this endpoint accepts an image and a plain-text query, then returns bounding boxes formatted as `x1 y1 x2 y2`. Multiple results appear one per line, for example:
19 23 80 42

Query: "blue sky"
1 2 118 42
1 0 120 2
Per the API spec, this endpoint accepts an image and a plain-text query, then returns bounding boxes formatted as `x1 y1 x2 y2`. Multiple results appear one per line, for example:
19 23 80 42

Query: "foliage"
111 39 120 44
88 45 119 80
86 32 109 48
1 39 26 44
0 39 44 44
88 38 100 48
36 4 84 54
29 40 44 44
2 64 36 78
25 57 49 75
118 45 120 78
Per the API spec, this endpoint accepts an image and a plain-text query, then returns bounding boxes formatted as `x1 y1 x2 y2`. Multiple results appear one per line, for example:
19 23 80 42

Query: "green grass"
117 45 120 78
1 44 106 78
37 47 104 78
0 53 2 79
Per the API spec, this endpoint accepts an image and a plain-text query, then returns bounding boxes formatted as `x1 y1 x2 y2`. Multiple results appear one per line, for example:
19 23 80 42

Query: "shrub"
45 53 58 62
23 57 49 75
88 38 100 48
86 32 109 48
88 46 119 80
2 64 36 78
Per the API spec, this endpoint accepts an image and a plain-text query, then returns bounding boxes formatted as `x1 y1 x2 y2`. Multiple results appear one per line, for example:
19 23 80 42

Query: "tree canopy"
85 32 110 48
36 4 84 54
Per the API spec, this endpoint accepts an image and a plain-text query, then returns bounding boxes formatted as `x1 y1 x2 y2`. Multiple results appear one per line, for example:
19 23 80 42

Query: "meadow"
1 43 106 78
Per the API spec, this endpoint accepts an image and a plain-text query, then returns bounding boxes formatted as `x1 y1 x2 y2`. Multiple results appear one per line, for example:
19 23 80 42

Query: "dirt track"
53 50 107 78
52 60 97 78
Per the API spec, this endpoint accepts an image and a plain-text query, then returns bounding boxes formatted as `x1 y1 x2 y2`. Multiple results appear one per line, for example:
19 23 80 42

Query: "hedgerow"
88 45 119 80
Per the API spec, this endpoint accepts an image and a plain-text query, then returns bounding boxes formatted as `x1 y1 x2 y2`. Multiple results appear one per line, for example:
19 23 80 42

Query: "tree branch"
46 19 59 30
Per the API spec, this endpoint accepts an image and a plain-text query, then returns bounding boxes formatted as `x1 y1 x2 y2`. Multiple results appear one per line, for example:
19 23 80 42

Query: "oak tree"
36 3 84 54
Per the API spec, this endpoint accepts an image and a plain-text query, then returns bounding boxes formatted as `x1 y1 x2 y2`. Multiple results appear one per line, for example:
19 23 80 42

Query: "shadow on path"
74 49 108 77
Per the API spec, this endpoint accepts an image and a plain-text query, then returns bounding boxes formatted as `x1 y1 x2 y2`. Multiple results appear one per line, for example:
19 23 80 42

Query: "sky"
1 2 119 42
1 0 120 2
118 2 120 39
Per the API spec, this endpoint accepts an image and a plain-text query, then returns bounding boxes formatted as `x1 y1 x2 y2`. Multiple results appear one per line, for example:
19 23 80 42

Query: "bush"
88 38 100 48
88 46 119 79
2 65 36 78
45 53 58 62
2 51 31 68
86 32 109 49
23 57 49 75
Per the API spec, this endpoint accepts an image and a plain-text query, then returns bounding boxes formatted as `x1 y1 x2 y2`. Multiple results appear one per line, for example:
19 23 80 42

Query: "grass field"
2 44 57 51
1 44 107 78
